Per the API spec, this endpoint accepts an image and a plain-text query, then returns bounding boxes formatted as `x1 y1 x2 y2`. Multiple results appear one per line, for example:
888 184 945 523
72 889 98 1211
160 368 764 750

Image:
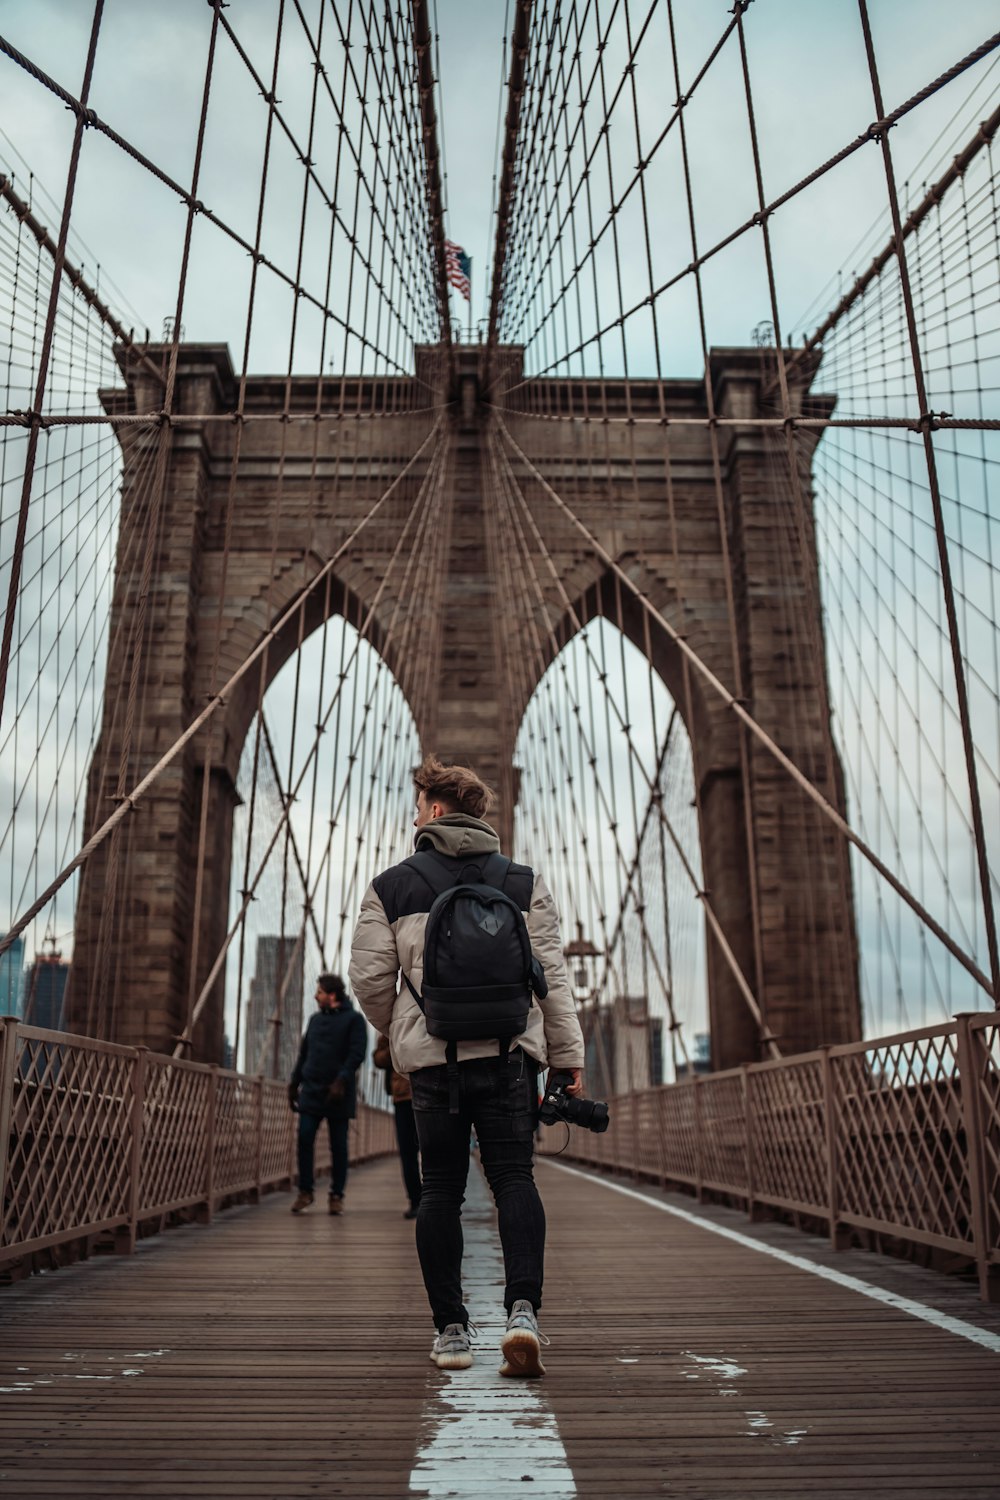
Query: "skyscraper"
0 935 25 1016
244 935 304 1078
23 950 70 1030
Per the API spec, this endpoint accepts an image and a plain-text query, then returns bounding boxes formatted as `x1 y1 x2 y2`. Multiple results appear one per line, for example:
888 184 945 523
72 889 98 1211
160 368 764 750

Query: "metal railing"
4 1012 998 1299
0 1018 396 1269
541 1011 1000 1301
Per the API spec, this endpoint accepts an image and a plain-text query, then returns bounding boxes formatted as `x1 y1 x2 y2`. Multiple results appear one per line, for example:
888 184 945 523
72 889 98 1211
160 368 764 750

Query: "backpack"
402 849 547 1047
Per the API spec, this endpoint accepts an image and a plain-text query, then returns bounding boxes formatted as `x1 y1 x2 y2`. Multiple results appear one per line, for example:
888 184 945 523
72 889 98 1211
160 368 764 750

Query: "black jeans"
393 1099 422 1210
410 1050 543 1332
297 1112 349 1197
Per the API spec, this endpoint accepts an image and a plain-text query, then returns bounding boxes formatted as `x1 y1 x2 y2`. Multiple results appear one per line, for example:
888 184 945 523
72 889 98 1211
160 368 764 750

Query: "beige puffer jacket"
349 816 584 1076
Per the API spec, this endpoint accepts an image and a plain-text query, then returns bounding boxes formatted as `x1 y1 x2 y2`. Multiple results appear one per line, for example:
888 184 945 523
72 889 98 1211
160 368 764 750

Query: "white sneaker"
430 1323 473 1370
499 1299 548 1378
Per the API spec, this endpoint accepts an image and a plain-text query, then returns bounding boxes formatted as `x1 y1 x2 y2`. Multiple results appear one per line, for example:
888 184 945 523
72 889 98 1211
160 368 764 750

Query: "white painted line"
542 1159 1000 1355
409 1165 576 1497
683 1352 747 1379
409 1378 574 1496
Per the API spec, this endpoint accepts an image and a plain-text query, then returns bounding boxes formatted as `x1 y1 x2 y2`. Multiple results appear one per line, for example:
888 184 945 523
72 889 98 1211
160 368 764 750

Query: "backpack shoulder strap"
400 852 455 1012
403 972 424 1008
480 852 512 891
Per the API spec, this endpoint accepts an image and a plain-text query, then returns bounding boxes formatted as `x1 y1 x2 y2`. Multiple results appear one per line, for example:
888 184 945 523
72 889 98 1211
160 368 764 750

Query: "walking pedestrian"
374 1033 422 1219
288 973 368 1215
349 755 584 1376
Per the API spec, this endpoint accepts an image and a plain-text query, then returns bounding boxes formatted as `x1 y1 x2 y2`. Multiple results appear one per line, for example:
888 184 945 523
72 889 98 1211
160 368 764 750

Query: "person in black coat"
288 973 368 1214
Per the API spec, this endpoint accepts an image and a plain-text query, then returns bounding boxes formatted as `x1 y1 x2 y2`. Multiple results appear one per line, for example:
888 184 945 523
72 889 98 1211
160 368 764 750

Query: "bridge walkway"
2 1153 999 1498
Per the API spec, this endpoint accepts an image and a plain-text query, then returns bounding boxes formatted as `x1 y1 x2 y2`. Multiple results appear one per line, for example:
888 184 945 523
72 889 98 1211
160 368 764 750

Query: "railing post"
201 1065 219 1226
743 1065 755 1222
955 1013 999 1303
656 1084 670 1189
0 1017 20 1233
694 1075 704 1202
288 1089 297 1189
253 1074 264 1202
821 1045 848 1251
117 1046 147 1255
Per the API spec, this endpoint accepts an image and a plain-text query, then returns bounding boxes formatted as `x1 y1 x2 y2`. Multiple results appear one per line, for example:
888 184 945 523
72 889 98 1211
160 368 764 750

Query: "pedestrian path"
2 1154 999 1497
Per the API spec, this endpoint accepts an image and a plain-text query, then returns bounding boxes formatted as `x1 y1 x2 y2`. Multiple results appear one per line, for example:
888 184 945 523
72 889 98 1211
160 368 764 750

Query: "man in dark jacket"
288 973 368 1215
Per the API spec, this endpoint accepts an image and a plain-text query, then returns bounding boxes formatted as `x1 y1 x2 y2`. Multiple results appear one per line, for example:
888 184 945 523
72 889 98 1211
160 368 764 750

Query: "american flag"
444 240 471 302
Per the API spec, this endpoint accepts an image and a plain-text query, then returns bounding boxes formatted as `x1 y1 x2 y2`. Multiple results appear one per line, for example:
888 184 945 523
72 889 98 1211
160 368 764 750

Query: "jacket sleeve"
340 1010 368 1082
527 874 585 1070
348 882 400 1035
289 1024 308 1088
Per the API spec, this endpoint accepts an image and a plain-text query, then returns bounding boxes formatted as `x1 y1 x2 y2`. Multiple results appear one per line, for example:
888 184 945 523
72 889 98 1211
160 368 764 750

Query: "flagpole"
468 258 472 343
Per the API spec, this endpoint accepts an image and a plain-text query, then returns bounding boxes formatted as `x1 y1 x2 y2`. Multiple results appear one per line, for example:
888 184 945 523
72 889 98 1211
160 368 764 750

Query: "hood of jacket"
306 996 356 1024
413 814 500 860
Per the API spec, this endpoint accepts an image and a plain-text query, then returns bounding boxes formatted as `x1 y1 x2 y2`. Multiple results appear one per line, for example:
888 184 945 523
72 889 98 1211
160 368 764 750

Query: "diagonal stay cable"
495 26 1000 384
489 416 683 1036
491 421 776 1054
0 30 424 380
485 428 630 962
179 422 448 1049
595 706 693 1068
494 414 995 999
0 417 444 962
857 0 999 1003
259 710 329 970
0 173 162 384
217 4 438 352
783 100 1000 386
289 432 450 970
0 3 104 730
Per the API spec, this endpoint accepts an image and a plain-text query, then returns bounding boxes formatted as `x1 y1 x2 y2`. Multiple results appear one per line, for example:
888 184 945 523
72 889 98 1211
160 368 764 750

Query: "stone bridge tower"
67 341 860 1070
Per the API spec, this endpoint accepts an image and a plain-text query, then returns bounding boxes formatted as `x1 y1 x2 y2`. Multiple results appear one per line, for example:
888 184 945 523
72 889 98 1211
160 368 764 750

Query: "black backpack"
402 849 547 1047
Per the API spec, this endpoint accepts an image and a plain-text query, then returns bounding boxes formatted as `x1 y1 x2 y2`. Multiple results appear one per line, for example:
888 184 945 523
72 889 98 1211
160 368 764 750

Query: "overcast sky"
1 0 996 372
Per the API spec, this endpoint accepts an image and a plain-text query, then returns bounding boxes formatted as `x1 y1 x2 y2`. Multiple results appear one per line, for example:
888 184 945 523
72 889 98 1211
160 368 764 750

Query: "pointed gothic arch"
68 341 859 1066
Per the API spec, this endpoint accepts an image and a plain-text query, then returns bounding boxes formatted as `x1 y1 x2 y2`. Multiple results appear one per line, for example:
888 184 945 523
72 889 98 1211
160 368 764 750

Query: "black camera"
538 1071 610 1134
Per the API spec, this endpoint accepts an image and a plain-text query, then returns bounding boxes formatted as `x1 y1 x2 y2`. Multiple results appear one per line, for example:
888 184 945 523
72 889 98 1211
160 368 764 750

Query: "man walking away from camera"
288 974 368 1215
374 1032 422 1219
349 755 584 1376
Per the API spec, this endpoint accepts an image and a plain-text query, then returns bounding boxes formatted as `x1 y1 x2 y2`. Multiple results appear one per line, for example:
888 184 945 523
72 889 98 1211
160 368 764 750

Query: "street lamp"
563 921 616 1097
563 921 601 1005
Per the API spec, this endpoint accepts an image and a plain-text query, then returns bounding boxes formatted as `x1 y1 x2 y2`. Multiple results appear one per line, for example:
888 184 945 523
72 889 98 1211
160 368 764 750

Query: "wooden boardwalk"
2 1153 999 1498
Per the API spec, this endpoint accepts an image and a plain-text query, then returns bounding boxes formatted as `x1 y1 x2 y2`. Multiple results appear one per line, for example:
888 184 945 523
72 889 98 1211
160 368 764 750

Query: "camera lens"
538 1085 610 1133
570 1096 610 1133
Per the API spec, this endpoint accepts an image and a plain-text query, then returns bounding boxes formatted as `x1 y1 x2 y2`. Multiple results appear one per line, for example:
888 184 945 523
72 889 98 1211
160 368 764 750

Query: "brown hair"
413 754 496 820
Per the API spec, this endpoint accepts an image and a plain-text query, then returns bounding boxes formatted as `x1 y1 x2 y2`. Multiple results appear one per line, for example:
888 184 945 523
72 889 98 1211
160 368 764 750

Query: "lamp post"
563 922 614 1096
563 920 601 1000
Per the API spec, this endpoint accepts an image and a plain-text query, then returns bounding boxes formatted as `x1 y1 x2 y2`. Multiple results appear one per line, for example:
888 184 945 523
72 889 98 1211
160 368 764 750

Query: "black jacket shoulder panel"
372 861 432 924
373 854 534 925
503 860 534 912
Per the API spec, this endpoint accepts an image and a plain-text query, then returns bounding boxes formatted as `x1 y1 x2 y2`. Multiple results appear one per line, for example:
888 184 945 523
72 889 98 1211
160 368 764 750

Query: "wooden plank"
1 1155 998 1496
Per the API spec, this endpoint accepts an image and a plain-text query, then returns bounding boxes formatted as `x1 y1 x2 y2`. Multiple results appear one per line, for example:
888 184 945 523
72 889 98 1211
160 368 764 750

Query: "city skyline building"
244 934 304 1079
0 935 25 1016
22 949 70 1030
